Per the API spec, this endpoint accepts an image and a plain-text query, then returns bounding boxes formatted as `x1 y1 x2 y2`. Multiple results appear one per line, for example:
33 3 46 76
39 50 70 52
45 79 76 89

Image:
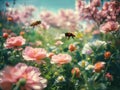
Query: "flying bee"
30 20 41 27
65 32 75 39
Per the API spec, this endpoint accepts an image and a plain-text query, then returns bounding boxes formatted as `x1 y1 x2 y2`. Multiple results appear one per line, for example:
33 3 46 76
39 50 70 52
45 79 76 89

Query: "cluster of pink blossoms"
5 5 36 24
39 0 120 32
76 0 120 23
76 0 120 33
40 9 79 31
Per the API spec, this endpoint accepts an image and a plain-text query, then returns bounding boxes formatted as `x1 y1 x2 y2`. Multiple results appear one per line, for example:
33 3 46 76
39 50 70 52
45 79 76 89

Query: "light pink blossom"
100 21 119 33
4 36 26 48
51 54 72 65
0 63 47 90
55 40 63 46
76 0 120 26
22 46 47 61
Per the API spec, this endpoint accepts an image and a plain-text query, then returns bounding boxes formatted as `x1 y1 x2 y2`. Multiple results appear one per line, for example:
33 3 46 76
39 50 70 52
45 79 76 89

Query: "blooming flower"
0 63 47 90
55 40 63 46
51 54 72 65
78 60 89 67
94 62 105 73
100 21 119 33
56 76 65 83
4 36 26 48
82 43 93 55
92 40 107 47
22 46 47 61
82 40 106 55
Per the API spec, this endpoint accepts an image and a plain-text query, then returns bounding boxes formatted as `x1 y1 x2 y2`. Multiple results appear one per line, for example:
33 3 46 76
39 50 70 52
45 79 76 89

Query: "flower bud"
71 67 80 78
69 44 76 52
104 51 111 59
94 62 105 73
3 33 8 38
18 78 26 86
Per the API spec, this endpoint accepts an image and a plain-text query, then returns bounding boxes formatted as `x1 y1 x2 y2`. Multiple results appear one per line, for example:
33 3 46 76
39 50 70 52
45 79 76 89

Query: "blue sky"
2 0 75 12
0 0 109 12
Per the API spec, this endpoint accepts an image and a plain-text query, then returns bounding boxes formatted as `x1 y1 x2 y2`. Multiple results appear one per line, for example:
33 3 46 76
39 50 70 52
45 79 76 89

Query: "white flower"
78 60 89 67
85 65 94 70
56 76 65 83
82 40 106 55
82 43 93 55
92 40 106 47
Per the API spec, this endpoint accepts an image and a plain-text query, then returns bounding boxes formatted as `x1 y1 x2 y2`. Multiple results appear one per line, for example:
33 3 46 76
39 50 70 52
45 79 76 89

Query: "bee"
65 32 75 39
30 20 41 27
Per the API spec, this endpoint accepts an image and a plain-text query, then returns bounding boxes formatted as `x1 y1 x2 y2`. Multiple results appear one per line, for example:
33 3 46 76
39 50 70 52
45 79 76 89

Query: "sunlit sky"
1 0 75 12
0 0 109 12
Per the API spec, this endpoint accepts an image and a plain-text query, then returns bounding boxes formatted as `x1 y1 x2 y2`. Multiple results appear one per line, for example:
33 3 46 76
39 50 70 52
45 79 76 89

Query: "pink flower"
51 54 72 65
4 36 26 48
0 63 47 90
100 21 119 33
55 40 63 46
22 46 47 61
